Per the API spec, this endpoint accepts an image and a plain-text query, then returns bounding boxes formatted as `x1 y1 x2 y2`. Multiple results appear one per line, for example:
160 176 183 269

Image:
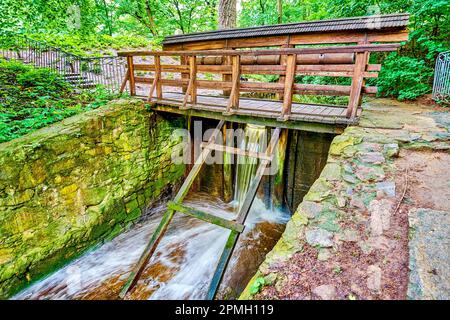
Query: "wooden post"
225 55 240 114
189 55 197 104
127 56 136 96
155 55 162 99
222 54 232 96
181 56 189 93
279 54 296 121
346 52 367 118
181 55 197 109
277 44 293 100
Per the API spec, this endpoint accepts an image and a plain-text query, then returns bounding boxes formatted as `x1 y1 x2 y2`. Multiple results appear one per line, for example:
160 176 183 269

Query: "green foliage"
0 0 449 102
0 59 117 143
25 33 152 56
249 277 266 295
377 53 434 100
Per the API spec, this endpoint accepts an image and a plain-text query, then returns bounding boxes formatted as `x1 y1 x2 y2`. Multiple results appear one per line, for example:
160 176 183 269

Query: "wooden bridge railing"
118 44 400 120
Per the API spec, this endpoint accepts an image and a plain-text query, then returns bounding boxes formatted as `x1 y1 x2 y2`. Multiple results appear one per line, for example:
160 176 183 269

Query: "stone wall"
0 99 185 298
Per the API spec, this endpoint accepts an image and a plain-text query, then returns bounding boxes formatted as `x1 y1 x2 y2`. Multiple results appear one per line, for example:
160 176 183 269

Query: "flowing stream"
13 125 290 300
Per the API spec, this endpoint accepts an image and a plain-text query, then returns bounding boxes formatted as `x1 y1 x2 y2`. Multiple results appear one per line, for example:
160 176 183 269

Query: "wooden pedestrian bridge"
118 13 409 133
117 13 410 299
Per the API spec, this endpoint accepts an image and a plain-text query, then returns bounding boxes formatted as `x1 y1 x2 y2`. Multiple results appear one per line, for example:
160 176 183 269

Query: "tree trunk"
218 0 236 29
277 0 283 24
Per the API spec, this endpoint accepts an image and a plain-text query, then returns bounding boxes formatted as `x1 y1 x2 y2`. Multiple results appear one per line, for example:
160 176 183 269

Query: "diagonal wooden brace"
118 120 225 299
206 127 281 300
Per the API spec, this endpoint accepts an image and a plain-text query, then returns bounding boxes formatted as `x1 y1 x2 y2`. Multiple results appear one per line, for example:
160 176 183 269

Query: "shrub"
377 53 434 101
0 59 118 143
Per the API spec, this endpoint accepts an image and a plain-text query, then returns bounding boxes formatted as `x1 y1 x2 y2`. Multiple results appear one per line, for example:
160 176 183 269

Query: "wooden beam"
135 77 377 96
201 142 272 161
189 56 197 104
154 55 162 99
167 201 245 233
181 56 196 109
162 29 408 51
117 43 400 57
225 55 240 113
151 103 346 134
346 52 367 118
147 76 158 102
279 54 296 121
206 230 239 300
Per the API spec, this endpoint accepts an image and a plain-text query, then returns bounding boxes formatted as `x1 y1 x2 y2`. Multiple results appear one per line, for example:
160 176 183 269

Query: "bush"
377 53 434 101
0 59 118 143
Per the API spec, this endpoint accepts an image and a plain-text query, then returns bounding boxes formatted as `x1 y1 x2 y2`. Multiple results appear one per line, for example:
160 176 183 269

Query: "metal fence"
0 33 127 92
433 51 450 104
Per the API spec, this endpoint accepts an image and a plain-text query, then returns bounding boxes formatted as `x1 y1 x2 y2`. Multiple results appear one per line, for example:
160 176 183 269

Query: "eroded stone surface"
313 284 336 300
305 228 334 247
0 99 185 298
408 208 450 300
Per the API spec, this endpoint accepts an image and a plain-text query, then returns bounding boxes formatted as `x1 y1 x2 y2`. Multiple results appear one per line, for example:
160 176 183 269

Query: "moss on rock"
0 99 185 298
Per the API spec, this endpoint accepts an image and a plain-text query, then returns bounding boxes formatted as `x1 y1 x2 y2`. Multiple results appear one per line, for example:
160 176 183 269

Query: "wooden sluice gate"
119 121 282 299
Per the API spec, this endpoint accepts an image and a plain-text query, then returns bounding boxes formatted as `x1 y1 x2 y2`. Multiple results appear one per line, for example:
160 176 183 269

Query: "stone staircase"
63 73 97 89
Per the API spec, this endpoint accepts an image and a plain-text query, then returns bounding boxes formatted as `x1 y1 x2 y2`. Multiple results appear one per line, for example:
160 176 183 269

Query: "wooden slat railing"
118 44 400 120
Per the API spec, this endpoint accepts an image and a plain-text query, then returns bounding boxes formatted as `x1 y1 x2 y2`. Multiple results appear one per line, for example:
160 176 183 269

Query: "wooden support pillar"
225 55 240 114
189 55 197 104
154 55 162 99
279 54 296 121
181 55 189 93
346 52 367 118
222 54 232 96
127 56 136 96
272 128 288 209
277 44 294 100
181 55 197 109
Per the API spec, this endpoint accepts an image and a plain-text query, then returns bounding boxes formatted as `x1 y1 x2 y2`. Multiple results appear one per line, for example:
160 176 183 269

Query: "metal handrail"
433 51 450 104
0 32 126 92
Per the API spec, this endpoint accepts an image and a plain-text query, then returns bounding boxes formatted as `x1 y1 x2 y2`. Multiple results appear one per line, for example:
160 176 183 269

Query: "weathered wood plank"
201 142 272 161
118 44 400 57
225 55 240 113
163 30 408 51
154 56 162 99
346 52 367 118
280 54 297 120
167 201 245 233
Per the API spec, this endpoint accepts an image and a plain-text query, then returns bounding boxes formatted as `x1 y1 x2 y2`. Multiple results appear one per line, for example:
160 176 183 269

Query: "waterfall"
233 124 267 211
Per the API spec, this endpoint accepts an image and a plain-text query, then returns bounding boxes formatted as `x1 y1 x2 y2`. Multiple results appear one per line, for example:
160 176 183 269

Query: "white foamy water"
13 194 289 300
